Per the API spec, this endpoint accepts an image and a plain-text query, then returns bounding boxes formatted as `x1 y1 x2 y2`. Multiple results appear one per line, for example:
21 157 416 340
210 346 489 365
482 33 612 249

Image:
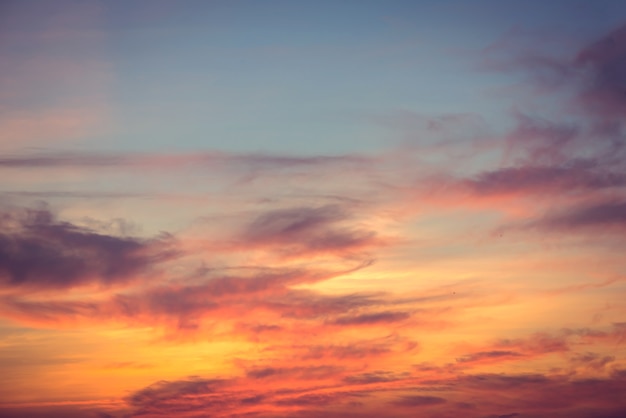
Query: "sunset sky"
1 1 626 417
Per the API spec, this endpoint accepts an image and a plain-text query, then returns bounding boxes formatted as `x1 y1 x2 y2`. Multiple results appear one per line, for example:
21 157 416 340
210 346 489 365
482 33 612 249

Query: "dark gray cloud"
343 371 409 385
466 23 626 239
570 352 615 368
115 368 626 417
531 200 626 230
127 377 226 409
246 365 342 380
0 151 370 171
0 205 177 291
391 395 447 407
330 311 411 326
459 373 550 390
453 370 626 417
275 392 362 407
0 407 119 418
575 23 626 119
456 350 523 363
0 153 129 168
466 161 626 195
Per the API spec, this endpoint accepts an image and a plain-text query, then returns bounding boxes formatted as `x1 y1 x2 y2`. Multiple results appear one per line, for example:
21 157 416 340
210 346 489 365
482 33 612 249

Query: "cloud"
330 311 411 326
452 331 574 368
452 370 626 417
123 372 358 417
391 395 447 407
0 153 129 169
98 267 349 330
0 205 177 292
0 298 99 323
241 204 378 256
0 190 147 200
456 350 523 364
0 260 382 331
456 24 626 239
0 406 120 418
127 377 226 409
343 371 409 385
0 150 370 172
459 373 551 390
575 24 626 119
118 369 626 418
113 363 626 417
563 323 626 345
569 352 615 372
481 22 626 125
300 341 396 361
259 290 380 320
246 365 342 381
458 111 624 199
494 332 570 355
465 161 626 196
530 199 626 231
501 114 584 166
275 392 363 407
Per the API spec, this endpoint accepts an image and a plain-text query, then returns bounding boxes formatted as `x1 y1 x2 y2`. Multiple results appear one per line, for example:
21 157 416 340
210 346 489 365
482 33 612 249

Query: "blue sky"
6 0 626 155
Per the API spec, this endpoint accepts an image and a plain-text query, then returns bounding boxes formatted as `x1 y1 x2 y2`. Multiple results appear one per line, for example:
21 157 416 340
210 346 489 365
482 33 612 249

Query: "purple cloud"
575 24 626 119
456 350 523 364
466 161 626 195
330 311 411 326
531 199 626 230
391 395 447 407
242 205 379 256
0 205 177 291
127 377 226 409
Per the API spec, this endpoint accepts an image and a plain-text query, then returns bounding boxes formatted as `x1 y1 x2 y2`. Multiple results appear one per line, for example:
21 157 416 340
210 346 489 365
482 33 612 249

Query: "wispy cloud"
530 199 626 231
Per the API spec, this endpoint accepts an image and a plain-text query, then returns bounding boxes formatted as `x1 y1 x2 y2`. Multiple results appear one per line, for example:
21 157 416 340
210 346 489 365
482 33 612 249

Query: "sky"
1 0 626 417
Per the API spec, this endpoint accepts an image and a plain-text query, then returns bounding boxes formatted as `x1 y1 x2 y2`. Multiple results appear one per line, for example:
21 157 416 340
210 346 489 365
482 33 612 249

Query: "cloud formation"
0 205 177 292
